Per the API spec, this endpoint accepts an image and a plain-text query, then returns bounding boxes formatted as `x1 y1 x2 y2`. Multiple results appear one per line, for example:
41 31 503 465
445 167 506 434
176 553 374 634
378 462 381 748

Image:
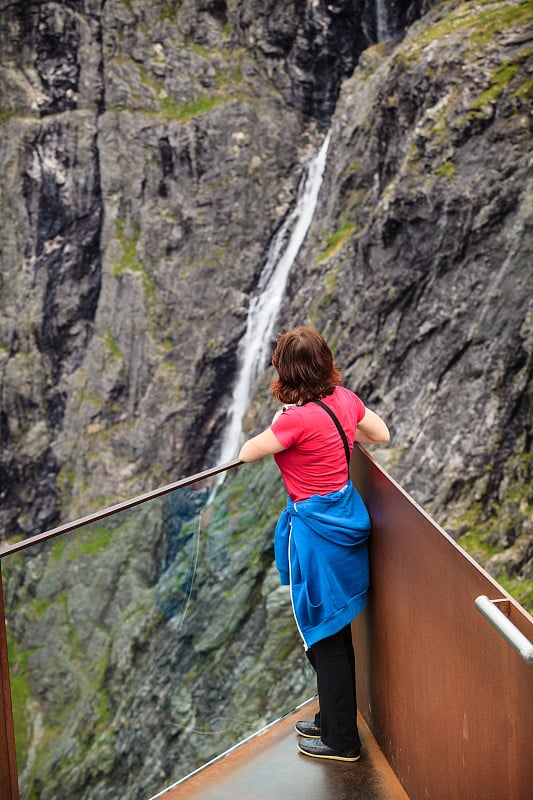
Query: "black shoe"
297 737 361 762
295 720 321 738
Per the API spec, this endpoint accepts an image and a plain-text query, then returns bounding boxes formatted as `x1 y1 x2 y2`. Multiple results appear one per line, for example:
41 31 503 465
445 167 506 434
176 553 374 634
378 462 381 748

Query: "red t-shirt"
271 386 366 501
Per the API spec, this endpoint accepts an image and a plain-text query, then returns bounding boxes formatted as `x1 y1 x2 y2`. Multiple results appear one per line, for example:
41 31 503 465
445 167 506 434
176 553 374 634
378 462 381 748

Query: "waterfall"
376 0 392 41
218 133 331 465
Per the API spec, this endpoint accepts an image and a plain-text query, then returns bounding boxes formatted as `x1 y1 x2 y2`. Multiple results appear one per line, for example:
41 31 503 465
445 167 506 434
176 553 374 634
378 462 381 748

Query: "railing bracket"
475 595 533 665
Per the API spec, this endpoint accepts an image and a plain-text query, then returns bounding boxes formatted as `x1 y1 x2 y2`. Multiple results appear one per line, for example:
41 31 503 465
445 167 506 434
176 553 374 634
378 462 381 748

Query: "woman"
239 326 389 762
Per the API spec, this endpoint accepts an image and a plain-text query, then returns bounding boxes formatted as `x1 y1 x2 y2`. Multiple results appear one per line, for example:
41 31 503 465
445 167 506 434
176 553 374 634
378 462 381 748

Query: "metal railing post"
0 563 19 800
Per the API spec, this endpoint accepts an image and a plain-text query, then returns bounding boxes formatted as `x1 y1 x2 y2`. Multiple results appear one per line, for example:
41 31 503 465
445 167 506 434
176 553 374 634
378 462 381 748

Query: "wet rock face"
35 6 82 113
2 1 105 115
1 0 432 538
1 1 106 534
23 120 103 382
230 0 431 122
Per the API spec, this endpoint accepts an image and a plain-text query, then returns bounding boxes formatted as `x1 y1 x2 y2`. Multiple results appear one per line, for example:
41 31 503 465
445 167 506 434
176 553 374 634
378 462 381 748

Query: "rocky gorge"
0 0 531 797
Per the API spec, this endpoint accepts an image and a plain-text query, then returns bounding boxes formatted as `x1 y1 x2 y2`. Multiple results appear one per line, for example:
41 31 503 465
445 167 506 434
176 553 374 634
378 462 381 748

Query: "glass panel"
3 460 315 800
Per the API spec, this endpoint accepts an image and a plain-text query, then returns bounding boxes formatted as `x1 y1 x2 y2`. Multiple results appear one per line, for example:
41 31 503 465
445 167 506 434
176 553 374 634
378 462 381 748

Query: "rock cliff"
0 0 532 798
284 0 533 589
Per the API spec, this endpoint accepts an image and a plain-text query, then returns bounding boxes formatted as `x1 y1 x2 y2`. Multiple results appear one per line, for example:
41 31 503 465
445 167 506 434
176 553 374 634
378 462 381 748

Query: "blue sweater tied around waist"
274 480 371 649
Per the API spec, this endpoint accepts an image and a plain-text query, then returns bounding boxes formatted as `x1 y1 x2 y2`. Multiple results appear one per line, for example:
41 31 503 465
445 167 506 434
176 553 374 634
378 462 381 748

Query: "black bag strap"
311 399 351 469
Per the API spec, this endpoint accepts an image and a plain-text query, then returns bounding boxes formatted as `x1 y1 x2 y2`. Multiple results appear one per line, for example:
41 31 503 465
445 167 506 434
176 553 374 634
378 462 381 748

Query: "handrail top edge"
0 459 242 559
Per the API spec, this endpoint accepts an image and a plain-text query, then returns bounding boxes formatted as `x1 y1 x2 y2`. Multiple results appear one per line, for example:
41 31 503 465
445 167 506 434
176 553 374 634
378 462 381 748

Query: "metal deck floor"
160 700 410 800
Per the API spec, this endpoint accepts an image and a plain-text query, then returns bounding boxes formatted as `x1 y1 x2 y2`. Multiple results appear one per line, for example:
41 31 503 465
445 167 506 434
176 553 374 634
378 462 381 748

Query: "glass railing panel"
2 460 315 800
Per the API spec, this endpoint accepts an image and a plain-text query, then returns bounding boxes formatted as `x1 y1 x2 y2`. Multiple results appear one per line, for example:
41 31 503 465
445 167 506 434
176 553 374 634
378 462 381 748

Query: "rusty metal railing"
350 445 533 800
0 459 241 800
2 448 532 800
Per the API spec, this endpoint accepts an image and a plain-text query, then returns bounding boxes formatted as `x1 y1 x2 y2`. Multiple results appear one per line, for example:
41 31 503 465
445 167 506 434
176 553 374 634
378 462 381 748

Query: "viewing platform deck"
161 699 409 800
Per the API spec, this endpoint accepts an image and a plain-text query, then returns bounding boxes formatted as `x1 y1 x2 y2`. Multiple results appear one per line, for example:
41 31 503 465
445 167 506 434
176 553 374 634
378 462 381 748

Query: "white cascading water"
376 0 392 41
218 132 331 465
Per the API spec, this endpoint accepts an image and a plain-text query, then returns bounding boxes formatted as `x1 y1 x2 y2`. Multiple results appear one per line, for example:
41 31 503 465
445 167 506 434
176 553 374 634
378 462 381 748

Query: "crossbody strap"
311 399 351 469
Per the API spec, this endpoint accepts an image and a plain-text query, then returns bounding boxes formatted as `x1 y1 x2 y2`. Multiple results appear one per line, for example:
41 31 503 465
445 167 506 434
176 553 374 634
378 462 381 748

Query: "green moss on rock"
317 221 356 263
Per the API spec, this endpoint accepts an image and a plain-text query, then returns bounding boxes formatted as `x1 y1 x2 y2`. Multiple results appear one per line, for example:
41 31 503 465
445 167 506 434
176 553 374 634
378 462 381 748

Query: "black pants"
306 623 361 753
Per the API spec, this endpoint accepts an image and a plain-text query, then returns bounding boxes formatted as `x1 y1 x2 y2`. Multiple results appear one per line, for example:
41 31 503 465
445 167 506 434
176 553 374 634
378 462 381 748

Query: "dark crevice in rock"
35 6 81 116
206 0 228 27
23 123 104 386
232 0 433 125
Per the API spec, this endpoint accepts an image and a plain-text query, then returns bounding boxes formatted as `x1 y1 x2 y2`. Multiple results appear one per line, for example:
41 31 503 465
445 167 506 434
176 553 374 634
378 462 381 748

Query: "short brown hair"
271 326 342 404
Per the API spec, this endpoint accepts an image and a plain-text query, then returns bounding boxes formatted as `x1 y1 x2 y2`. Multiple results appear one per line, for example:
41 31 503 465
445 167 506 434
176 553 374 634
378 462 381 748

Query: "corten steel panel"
350 446 533 800
0 566 19 800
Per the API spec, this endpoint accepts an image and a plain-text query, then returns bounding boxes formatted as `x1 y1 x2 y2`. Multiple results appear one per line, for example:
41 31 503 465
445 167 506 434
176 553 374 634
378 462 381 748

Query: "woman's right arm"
354 408 390 444
238 427 286 462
